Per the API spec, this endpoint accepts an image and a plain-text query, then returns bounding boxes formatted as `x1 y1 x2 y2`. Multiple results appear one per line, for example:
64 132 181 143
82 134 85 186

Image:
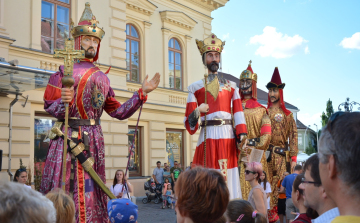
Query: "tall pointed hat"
71 2 105 62
266 67 285 89
266 67 291 116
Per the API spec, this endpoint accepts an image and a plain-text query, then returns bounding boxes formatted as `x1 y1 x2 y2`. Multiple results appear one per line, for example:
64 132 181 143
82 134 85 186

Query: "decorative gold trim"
71 131 79 138
47 83 61 89
71 143 85 156
218 159 228 183
205 75 220 101
49 122 63 139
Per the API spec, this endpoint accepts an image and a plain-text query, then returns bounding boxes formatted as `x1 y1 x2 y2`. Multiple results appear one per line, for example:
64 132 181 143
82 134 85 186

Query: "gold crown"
240 61 257 82
70 2 105 40
195 33 225 55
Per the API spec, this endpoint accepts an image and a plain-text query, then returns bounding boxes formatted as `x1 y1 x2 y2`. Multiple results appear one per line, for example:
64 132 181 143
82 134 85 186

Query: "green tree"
321 99 334 127
305 140 316 155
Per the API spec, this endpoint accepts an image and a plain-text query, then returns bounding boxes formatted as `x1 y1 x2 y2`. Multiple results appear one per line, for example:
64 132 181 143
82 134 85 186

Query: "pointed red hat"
266 67 285 89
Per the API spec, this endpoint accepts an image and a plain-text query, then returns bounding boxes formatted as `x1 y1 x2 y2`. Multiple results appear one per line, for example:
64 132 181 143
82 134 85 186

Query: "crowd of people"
0 112 359 223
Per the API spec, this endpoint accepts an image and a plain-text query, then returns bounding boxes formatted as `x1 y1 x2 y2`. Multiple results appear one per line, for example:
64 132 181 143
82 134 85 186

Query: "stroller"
142 178 163 204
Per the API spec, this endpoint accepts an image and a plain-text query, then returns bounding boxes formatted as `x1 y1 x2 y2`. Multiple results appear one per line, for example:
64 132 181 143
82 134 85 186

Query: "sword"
51 127 116 199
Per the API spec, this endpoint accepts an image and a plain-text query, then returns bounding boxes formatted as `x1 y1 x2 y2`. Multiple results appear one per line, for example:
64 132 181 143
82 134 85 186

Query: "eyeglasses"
17 168 26 172
301 178 321 185
245 170 257 175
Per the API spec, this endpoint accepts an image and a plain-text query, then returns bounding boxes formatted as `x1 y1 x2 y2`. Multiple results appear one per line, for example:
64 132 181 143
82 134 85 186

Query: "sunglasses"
326 111 346 133
17 168 26 172
245 170 257 175
301 178 321 185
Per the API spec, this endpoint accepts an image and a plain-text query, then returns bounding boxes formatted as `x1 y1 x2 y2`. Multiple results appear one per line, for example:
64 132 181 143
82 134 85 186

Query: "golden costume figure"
266 67 298 213
238 61 272 201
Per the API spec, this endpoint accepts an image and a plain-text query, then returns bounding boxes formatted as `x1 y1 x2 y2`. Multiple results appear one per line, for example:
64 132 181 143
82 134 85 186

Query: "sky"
212 0 360 131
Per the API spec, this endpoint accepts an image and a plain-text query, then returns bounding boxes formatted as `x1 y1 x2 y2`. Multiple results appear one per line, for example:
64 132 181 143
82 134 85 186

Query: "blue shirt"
282 173 298 199
311 207 339 223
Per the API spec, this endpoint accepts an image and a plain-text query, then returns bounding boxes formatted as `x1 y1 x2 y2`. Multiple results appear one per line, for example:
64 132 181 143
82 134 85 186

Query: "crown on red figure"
266 67 285 89
240 60 257 82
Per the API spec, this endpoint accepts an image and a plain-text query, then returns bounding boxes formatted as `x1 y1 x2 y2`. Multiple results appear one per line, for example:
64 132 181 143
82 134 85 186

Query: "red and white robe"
184 78 247 199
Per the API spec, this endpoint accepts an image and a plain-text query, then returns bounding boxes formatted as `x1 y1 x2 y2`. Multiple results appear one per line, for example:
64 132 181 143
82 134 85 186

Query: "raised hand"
142 73 160 94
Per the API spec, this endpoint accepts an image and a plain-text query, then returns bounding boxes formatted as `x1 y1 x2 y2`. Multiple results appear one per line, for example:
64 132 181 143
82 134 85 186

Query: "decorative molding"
40 61 60 71
126 0 157 16
159 11 197 31
184 0 228 11
169 95 186 105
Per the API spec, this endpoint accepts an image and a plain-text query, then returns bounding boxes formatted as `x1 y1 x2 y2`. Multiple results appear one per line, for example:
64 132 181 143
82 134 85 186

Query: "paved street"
136 197 176 223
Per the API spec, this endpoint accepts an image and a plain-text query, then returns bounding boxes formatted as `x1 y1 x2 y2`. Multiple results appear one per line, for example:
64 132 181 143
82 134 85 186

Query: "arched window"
126 24 140 82
168 38 182 90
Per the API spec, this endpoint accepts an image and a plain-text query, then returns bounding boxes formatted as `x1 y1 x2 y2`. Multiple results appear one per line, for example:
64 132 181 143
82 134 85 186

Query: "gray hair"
0 182 56 223
318 112 360 196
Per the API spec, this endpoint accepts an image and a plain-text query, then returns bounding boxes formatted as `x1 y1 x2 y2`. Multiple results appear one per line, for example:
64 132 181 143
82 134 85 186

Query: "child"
226 199 267 223
259 171 271 210
163 178 171 195
165 184 174 209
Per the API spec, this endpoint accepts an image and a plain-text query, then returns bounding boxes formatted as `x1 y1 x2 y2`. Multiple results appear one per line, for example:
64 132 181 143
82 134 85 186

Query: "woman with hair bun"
245 162 268 220
226 199 267 223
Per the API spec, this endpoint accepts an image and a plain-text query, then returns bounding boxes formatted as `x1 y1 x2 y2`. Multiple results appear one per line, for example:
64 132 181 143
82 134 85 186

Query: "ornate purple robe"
40 61 146 222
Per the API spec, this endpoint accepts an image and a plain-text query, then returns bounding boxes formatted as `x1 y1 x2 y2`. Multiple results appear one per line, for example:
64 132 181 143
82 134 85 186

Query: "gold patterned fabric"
267 106 298 207
239 103 271 201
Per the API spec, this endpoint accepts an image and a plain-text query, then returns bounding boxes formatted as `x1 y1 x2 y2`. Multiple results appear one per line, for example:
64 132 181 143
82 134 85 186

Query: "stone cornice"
159 11 197 31
126 0 158 16
184 0 228 11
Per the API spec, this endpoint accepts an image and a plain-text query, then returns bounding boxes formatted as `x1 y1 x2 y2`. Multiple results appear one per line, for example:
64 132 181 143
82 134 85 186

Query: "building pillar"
161 28 170 88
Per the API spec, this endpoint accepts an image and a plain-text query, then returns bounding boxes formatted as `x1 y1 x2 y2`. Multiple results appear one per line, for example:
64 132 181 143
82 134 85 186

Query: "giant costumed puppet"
266 67 298 221
184 33 247 199
39 3 160 222
238 61 271 202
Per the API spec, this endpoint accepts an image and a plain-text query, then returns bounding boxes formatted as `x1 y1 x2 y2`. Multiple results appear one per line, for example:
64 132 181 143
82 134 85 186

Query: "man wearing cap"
238 61 272 202
266 67 298 220
40 3 160 222
184 33 247 199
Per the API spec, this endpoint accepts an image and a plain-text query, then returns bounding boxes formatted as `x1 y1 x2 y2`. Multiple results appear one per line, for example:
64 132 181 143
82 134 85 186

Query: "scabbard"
51 127 116 199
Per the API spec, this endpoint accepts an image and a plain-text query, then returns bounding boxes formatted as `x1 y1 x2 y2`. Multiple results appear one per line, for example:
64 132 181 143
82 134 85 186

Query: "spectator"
163 162 168 171
280 165 303 223
111 169 132 199
291 173 315 223
245 162 268 219
226 199 267 223
318 112 360 222
46 189 75 223
299 154 339 223
175 167 229 223
13 168 31 189
0 181 56 223
278 172 289 223
107 199 138 223
163 166 172 184
213 215 227 223
162 177 171 195
170 161 182 189
259 171 271 211
186 162 193 171
153 161 164 190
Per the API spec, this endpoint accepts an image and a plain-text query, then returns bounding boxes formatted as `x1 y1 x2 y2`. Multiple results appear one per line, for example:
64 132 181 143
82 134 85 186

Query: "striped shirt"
312 207 339 223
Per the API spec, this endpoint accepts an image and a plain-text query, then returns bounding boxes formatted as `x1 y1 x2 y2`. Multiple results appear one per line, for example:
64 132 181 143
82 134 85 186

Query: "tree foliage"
321 99 334 127
305 140 316 155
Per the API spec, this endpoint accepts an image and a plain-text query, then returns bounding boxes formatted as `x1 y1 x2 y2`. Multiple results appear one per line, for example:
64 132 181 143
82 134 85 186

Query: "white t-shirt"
261 182 271 209
110 183 131 199
24 184 32 189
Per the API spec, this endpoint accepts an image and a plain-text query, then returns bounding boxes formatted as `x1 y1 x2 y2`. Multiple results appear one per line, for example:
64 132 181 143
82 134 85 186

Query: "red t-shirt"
292 213 312 223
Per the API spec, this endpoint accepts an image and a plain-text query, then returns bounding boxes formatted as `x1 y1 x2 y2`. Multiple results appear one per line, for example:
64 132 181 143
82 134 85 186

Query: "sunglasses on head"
245 170 257 175
17 168 26 172
326 111 346 133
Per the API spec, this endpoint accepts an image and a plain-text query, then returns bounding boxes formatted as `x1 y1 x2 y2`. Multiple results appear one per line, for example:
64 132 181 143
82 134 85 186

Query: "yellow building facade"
0 0 228 195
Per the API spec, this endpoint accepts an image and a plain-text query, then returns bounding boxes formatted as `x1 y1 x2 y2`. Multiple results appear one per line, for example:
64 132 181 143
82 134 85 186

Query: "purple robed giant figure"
39 3 160 222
